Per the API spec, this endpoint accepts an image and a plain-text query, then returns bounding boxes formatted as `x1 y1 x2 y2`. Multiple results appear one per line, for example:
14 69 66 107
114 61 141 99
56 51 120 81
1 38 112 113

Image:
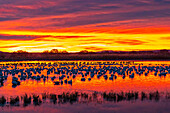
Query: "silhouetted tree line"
43 49 68 54
0 49 170 61
8 49 170 54
13 50 28 54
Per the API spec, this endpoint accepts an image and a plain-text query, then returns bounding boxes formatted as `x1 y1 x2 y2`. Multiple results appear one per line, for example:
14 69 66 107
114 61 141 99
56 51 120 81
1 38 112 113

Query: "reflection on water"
0 91 170 107
0 61 170 113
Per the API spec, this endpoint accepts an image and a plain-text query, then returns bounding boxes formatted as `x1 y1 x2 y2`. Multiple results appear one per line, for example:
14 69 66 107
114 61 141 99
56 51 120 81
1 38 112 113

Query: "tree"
43 50 50 53
14 50 28 53
61 50 68 53
79 50 88 54
50 49 58 53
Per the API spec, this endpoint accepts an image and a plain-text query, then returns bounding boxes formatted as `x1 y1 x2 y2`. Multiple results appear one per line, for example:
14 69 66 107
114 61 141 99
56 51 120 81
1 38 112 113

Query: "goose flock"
0 61 169 88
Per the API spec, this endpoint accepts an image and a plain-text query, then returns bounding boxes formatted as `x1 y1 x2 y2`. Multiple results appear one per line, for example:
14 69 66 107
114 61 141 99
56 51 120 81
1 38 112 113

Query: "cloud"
115 39 146 45
0 45 18 48
0 34 96 41
84 47 106 51
0 0 169 29
160 37 170 40
33 38 56 41
33 36 95 41
0 17 20 21
50 36 95 39
0 35 38 40
0 0 169 52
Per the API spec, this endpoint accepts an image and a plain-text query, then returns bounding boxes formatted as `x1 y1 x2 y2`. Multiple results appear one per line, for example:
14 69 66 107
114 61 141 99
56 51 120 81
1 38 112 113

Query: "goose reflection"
0 91 169 107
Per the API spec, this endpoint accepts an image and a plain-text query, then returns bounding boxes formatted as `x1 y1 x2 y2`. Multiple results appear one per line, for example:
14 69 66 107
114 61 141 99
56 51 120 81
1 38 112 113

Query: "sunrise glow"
0 0 169 52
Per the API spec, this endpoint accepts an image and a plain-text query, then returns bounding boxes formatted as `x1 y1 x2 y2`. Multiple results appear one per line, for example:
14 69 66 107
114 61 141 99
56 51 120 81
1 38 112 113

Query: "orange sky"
0 0 170 52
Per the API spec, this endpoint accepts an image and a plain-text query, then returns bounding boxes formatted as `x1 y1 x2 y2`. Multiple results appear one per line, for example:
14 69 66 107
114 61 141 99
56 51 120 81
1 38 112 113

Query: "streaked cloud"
160 37 170 40
0 45 18 48
0 35 38 40
0 0 169 52
115 39 146 45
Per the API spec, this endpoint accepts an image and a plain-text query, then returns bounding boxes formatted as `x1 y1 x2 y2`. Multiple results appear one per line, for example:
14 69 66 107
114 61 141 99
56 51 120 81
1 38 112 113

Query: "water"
0 60 170 113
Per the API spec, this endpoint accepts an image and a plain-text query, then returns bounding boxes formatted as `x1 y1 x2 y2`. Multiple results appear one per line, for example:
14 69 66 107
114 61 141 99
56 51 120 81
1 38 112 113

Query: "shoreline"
0 53 170 61
1 59 170 62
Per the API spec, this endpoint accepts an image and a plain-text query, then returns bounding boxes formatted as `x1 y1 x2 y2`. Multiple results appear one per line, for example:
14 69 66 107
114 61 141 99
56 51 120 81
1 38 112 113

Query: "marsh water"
0 61 170 113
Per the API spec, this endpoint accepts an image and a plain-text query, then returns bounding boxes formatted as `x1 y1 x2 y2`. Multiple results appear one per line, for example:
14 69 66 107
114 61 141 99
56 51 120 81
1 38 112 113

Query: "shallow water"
0 60 170 113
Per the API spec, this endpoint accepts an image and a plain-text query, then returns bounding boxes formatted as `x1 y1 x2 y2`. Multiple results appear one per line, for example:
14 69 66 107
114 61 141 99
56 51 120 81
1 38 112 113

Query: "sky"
0 0 170 52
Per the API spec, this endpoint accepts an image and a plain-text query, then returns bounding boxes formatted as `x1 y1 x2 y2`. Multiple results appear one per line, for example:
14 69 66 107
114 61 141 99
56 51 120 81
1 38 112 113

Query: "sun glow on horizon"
0 29 170 52
0 0 170 52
